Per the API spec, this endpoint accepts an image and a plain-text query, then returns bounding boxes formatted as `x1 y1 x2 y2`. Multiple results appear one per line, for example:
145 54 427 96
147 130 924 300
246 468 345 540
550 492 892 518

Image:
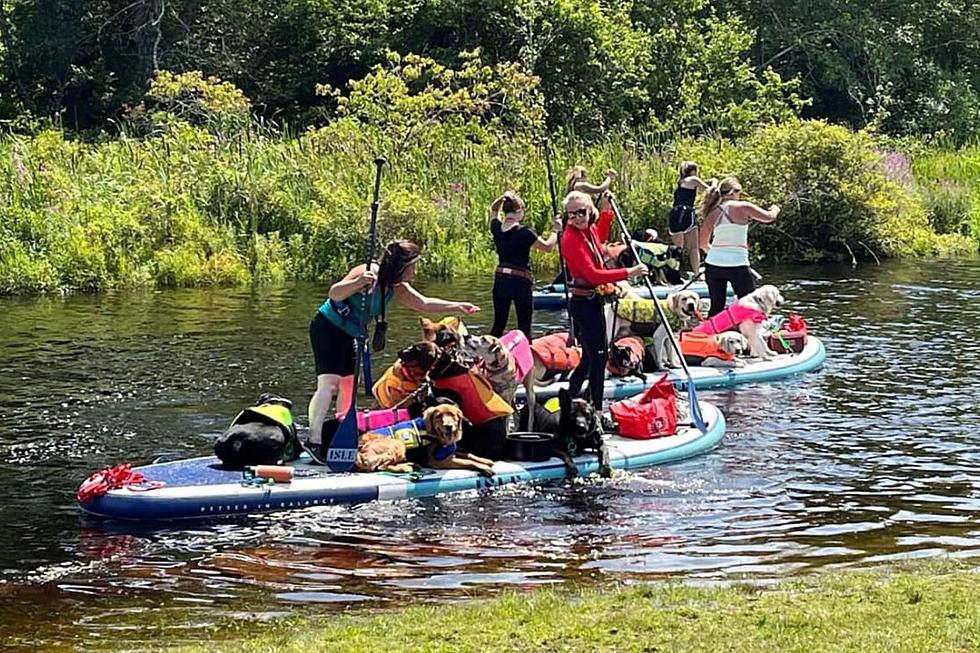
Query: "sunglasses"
566 208 590 218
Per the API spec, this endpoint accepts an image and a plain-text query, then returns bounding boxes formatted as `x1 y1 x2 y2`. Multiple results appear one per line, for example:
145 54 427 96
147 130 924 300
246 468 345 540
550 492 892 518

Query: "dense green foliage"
163 563 980 653
1 1 979 294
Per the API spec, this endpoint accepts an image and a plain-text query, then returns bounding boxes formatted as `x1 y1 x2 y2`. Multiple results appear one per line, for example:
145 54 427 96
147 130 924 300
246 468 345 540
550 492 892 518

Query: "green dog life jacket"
634 242 681 270
231 402 299 461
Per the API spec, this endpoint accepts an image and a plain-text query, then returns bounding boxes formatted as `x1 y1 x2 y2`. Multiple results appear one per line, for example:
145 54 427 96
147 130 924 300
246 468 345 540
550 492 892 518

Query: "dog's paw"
599 464 613 478
478 465 495 477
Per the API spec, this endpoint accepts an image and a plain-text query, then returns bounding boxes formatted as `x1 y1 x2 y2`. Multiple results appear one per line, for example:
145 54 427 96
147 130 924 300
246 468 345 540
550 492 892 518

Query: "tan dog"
419 316 466 348
353 433 415 473
458 334 519 406
693 284 785 360
607 289 702 370
422 404 495 476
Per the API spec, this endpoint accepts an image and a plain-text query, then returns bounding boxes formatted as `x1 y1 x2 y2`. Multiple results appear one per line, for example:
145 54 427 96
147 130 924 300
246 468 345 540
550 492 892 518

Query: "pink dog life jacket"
692 302 766 335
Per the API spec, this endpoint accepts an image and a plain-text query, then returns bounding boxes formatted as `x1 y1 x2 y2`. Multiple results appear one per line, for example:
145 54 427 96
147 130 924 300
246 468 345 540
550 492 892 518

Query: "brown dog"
458 334 519 406
422 404 495 476
353 433 415 473
419 316 466 349
372 341 441 408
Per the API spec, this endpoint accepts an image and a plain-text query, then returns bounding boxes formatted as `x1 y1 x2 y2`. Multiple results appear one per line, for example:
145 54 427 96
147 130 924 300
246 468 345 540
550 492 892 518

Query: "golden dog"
422 404 496 476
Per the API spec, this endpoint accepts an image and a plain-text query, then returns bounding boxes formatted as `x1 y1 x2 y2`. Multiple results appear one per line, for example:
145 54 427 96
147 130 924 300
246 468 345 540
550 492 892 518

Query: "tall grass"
0 120 976 295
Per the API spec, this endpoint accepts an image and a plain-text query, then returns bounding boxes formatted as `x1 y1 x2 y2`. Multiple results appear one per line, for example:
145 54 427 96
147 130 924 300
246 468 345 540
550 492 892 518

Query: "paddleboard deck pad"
517 336 825 402
78 403 724 522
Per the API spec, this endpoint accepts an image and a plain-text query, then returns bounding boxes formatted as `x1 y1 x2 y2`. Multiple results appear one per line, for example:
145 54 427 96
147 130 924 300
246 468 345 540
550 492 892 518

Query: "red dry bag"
609 374 678 439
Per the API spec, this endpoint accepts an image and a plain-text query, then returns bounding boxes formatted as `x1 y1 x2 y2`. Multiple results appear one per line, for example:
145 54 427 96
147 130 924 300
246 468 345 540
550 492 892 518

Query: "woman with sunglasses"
489 191 562 339
308 239 480 453
699 176 780 316
560 192 648 418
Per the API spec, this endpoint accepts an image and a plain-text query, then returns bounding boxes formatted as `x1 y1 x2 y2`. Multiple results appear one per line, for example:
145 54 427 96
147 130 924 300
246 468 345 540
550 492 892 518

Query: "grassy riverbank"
1 115 977 295
161 562 980 653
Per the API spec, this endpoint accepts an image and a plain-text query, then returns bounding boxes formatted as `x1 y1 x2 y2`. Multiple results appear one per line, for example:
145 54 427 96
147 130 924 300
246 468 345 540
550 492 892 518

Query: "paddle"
542 138 575 346
607 195 707 433
324 155 387 472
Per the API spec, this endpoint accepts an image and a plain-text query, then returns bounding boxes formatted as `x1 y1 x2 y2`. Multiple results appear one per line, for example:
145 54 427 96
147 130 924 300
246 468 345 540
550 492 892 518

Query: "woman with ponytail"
488 191 561 338
699 177 780 316
669 161 713 274
308 240 479 449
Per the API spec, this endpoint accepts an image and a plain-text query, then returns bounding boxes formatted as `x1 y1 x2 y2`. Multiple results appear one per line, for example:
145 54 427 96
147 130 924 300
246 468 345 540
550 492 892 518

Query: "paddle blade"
325 409 358 472
686 384 707 433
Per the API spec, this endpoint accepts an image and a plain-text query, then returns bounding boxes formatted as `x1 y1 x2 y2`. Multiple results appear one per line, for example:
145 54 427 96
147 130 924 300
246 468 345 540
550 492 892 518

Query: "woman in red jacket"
561 191 648 415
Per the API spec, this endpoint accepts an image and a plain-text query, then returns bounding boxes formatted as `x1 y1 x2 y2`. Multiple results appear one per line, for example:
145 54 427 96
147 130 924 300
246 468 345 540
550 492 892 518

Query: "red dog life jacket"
679 331 735 366
430 370 513 426
530 333 582 372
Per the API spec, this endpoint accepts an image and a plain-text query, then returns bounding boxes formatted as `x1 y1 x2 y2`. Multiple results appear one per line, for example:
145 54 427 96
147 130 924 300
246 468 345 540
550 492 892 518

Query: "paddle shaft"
607 195 706 431
542 138 575 345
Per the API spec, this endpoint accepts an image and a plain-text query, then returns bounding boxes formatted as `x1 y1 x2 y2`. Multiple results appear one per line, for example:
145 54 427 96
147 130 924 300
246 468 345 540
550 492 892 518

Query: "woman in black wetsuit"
489 191 562 339
668 161 713 275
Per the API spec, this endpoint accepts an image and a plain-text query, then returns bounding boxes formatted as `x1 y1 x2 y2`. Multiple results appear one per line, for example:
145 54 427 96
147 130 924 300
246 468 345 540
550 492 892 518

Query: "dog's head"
557 388 599 444
396 341 441 382
255 392 292 409
667 289 702 321
423 403 467 447
715 331 749 356
608 336 644 377
460 334 512 372
420 316 466 349
750 285 785 315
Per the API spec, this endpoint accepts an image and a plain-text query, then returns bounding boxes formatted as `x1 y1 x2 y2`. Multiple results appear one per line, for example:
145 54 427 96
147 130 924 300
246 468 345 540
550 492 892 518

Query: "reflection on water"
1 259 980 650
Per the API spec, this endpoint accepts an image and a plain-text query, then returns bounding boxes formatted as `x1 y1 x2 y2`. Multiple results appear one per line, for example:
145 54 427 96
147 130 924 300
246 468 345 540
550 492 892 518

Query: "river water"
1 259 979 650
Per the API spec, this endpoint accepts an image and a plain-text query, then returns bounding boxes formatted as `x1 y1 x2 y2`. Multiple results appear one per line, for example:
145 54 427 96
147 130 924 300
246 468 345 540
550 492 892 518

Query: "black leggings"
567 295 607 410
705 263 755 316
490 276 533 339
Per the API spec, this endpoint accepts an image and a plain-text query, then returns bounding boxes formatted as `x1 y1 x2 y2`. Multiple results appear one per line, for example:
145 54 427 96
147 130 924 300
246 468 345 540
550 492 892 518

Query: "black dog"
556 389 611 478
214 393 300 469
616 245 685 285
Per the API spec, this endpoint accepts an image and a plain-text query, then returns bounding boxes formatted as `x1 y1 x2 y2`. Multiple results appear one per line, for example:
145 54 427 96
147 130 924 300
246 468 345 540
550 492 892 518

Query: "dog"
458 334 519 406
692 284 785 360
555 389 610 478
420 316 466 349
679 331 749 368
420 403 496 476
616 242 685 285
372 341 442 408
353 433 415 473
607 335 646 378
214 393 301 469
607 289 702 371
522 332 581 430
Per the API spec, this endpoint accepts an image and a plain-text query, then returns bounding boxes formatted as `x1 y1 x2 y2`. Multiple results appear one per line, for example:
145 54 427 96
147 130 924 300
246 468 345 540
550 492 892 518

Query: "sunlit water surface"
1 259 978 650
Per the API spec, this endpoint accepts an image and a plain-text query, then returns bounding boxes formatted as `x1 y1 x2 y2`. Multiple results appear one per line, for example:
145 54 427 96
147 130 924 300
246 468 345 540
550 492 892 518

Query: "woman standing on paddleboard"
699 177 780 316
489 191 562 339
308 240 479 452
561 191 647 419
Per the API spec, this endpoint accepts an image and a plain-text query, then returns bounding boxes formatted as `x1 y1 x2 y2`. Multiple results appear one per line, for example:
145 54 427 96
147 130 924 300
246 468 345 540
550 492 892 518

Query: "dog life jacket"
431 370 513 426
229 402 299 461
692 302 766 335
607 336 645 377
530 333 582 372
679 331 735 365
372 362 423 408
614 298 685 333
364 418 458 462
634 242 681 271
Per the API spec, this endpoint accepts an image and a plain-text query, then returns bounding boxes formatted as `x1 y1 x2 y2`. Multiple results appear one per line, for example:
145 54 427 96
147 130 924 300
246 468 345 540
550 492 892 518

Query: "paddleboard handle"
245 465 294 483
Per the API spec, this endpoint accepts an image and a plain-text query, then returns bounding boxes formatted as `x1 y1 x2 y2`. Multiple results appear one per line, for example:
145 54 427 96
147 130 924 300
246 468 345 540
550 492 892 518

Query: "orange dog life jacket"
607 335 645 377
372 363 422 408
530 333 582 372
679 331 735 365
430 370 513 426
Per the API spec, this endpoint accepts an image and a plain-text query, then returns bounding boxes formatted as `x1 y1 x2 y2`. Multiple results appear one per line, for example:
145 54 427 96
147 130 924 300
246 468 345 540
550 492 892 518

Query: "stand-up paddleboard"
518 336 825 402
533 281 732 311
77 403 725 522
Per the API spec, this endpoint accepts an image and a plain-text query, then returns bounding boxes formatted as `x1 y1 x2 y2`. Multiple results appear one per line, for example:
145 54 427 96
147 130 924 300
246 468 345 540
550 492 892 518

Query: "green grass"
161 562 980 653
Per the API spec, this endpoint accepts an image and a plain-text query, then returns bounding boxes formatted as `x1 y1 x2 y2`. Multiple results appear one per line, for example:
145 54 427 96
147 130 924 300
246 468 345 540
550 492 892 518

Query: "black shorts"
669 205 697 235
310 312 356 376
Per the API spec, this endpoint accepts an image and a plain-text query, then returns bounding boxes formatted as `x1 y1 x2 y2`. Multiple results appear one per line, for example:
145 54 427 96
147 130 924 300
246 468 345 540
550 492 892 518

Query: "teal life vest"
318 286 395 338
